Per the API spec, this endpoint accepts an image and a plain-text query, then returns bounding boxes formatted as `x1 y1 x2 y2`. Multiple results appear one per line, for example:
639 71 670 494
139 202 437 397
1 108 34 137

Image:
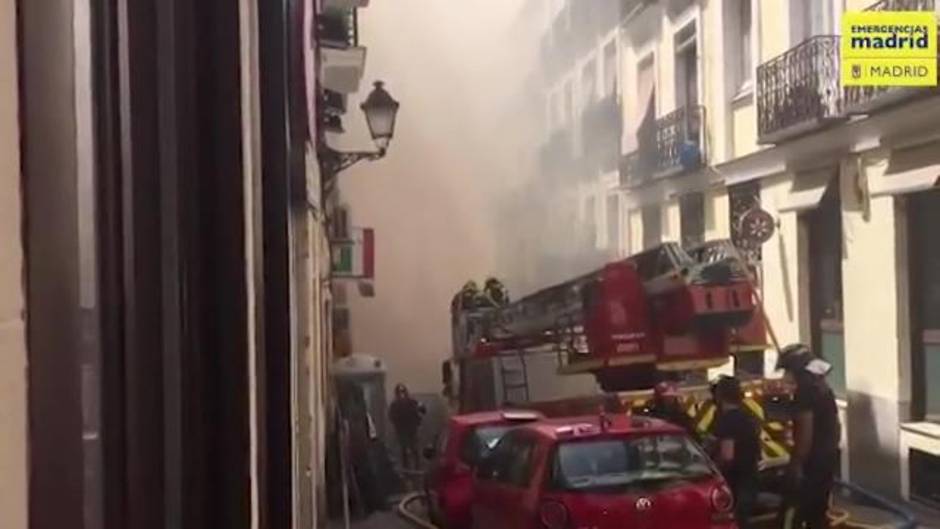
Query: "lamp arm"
320 145 387 175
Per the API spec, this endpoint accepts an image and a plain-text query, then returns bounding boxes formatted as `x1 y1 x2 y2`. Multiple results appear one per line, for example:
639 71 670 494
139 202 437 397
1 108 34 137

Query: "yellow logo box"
841 11 938 87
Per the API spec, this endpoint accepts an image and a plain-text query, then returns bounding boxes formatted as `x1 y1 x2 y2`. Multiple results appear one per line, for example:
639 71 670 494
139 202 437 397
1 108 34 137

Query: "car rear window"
550 434 715 492
459 425 511 465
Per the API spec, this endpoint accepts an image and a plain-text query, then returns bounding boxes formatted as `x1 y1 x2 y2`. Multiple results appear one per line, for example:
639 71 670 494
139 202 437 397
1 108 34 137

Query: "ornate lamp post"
321 80 400 176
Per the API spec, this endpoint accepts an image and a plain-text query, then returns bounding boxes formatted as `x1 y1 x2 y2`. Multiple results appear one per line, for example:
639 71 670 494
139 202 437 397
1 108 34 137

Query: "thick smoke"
336 0 599 395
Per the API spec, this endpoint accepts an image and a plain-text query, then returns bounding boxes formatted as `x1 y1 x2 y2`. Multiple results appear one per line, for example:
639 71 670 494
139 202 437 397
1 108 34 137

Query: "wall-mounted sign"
331 227 374 279
738 208 776 245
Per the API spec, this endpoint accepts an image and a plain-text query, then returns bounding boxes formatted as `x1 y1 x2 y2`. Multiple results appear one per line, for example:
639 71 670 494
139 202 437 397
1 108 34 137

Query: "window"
550 435 713 491
581 59 596 108
738 0 753 88
642 204 661 250
562 81 572 124
476 432 536 487
674 22 698 110
460 425 511 465
627 55 656 154
505 437 537 487
791 0 834 44
585 196 597 247
603 41 617 97
607 194 620 252
679 192 705 249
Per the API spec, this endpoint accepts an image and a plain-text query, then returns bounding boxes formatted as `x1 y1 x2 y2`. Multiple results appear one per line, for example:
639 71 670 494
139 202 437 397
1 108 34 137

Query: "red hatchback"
424 410 544 529
471 415 737 529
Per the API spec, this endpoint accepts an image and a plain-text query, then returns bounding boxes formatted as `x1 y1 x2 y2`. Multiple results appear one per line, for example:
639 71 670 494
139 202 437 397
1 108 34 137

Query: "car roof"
526 414 685 441
449 409 544 427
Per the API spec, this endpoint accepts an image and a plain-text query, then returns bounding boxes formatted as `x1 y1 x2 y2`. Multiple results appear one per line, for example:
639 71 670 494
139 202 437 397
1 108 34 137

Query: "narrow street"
5 0 940 527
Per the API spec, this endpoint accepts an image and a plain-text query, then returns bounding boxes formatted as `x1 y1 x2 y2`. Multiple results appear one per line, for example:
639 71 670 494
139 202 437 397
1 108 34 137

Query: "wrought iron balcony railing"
844 0 938 114
757 35 844 144
619 105 707 184
619 150 640 187
320 9 358 48
653 104 706 177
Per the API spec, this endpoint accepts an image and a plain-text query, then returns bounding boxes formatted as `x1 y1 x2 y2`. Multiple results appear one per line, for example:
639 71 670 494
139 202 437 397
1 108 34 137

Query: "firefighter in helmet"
483 277 509 307
645 381 697 438
451 280 481 314
777 343 840 529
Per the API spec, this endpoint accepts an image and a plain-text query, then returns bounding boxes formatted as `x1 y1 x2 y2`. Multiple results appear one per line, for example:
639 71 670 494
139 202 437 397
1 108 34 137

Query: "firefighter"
777 343 840 529
646 381 697 437
712 375 760 529
483 277 509 306
451 280 480 314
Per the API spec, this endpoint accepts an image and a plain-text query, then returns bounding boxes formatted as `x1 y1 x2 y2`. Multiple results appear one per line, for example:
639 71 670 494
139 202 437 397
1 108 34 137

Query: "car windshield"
460 425 511 464
551 434 715 492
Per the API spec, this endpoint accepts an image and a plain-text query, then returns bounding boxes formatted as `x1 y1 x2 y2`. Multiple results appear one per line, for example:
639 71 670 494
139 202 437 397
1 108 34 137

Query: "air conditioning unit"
323 0 370 10
321 46 367 94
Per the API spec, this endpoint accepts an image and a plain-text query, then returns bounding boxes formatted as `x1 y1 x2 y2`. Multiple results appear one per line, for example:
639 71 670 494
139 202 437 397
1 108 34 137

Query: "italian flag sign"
331 228 374 279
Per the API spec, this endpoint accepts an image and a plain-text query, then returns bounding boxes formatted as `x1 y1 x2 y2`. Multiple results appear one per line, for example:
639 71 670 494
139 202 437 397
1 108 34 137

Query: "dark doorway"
680 192 705 249
909 188 940 421
805 181 846 399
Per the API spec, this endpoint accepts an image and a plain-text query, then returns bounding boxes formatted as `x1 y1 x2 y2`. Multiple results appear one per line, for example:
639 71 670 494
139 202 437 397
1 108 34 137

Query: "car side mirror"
423 445 436 460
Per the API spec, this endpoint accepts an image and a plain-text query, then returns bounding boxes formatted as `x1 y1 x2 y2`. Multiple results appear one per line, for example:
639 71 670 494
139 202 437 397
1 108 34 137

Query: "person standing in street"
388 383 426 470
711 376 761 529
777 344 841 529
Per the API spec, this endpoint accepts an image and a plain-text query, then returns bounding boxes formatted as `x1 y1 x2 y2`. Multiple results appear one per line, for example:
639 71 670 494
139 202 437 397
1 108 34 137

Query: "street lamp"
321 80 400 176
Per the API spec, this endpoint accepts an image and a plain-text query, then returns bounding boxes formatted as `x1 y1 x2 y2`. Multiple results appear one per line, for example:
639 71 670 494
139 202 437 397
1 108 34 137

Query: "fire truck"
449 239 792 462
446 239 922 527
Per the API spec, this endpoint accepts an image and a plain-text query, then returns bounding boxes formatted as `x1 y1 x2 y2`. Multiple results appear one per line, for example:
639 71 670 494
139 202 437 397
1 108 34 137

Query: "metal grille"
757 35 842 143
654 105 706 177
729 181 762 262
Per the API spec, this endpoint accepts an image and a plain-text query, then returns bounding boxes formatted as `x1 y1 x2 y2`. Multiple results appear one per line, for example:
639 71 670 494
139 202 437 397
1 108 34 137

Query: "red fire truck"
449 239 792 462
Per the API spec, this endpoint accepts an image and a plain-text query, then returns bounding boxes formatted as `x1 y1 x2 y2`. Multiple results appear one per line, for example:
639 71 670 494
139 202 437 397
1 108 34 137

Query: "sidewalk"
907 501 940 528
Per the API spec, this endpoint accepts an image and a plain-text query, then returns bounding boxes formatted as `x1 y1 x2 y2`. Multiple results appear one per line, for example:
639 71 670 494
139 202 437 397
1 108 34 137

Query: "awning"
778 167 837 213
870 141 940 197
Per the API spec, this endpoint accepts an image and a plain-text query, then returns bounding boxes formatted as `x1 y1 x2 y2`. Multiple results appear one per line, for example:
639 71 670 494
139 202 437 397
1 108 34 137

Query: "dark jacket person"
778 344 841 529
389 383 426 470
712 376 760 529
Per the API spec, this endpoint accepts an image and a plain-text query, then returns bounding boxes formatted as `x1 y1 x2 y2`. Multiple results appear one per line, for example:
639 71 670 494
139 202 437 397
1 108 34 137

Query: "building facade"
527 0 940 505
3 0 373 527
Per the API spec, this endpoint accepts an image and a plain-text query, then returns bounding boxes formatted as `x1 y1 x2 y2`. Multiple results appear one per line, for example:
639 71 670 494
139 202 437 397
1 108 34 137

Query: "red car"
471 414 737 529
424 410 544 529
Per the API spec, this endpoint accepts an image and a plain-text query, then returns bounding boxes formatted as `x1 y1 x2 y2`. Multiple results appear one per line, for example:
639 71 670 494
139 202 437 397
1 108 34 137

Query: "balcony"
320 10 358 48
619 151 640 187
757 36 844 145
620 105 707 184
844 0 939 115
319 10 365 93
653 105 706 177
